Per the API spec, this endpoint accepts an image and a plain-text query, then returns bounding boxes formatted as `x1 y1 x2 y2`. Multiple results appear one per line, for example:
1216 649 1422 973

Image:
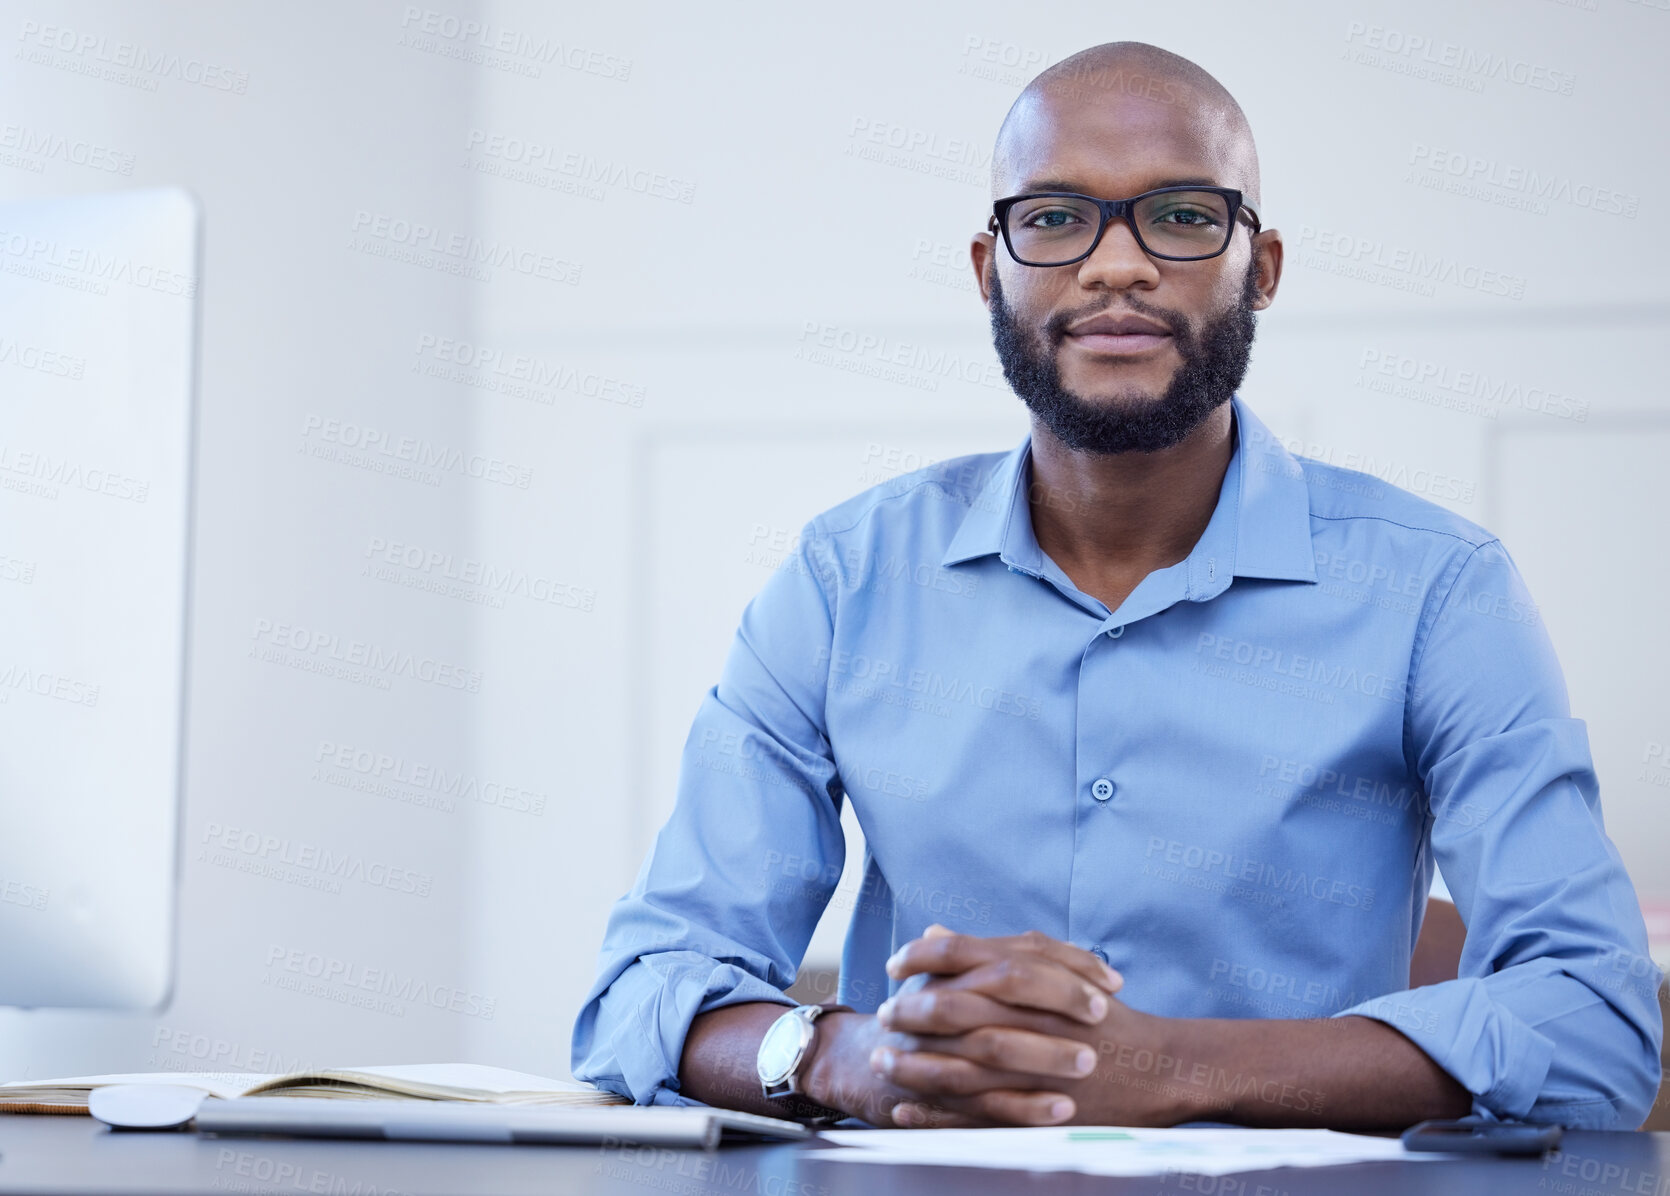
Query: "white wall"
2 0 1665 1081
0 0 485 1078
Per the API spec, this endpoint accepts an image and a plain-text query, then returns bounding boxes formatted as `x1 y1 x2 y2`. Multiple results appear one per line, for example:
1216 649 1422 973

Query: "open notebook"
0 1063 627 1115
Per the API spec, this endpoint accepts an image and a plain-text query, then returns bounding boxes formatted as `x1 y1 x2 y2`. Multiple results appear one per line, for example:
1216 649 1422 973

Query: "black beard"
989 260 1261 455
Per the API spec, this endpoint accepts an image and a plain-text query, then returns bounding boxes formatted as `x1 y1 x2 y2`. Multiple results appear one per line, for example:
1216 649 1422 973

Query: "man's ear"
1250 229 1283 311
971 233 996 306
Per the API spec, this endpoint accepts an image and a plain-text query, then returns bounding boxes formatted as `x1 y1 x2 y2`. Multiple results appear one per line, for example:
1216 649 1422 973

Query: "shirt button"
1090 778 1114 802
1091 946 1110 965
1106 625 1124 639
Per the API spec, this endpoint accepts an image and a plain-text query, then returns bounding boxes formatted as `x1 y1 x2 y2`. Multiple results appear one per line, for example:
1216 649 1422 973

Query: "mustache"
1044 296 1193 344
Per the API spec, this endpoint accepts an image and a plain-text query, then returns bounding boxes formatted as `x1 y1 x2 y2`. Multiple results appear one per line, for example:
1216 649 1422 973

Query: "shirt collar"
940 396 1317 588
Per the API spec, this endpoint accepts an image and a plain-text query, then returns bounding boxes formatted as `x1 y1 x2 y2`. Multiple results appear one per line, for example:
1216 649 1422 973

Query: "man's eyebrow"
1008 176 1224 195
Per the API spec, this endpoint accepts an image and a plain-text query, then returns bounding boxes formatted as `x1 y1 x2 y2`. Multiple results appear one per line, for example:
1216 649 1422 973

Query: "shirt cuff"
583 951 797 1106
1333 978 1556 1120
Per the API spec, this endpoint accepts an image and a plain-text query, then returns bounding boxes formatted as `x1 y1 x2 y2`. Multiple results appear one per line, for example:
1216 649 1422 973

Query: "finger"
890 1100 977 1128
884 956 1110 1026
887 930 1121 995
973 1089 1076 1126
877 986 1027 1036
879 988 1099 1046
1006 928 1123 994
873 1048 1035 1097
923 923 954 939
907 1025 1099 1081
892 1090 1075 1128
947 958 1111 1025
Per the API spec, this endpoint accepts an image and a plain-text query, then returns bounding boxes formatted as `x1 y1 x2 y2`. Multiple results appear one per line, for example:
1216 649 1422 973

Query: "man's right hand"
803 1006 1094 1126
800 926 1123 1126
679 928 1122 1127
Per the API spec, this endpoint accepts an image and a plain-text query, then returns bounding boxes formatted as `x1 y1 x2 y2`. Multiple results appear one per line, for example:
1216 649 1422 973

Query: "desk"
1 1114 1665 1195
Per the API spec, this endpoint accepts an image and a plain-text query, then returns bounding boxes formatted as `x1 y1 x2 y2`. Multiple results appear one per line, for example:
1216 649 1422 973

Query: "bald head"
993 42 1260 211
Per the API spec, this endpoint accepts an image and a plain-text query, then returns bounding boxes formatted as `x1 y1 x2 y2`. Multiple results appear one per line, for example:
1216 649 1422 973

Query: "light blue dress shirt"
572 396 1663 1130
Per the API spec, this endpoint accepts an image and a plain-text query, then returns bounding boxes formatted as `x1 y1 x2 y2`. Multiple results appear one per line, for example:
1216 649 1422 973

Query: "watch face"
757 1011 809 1084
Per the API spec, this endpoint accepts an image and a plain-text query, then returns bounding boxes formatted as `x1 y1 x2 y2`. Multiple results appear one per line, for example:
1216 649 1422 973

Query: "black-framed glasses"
988 186 1261 266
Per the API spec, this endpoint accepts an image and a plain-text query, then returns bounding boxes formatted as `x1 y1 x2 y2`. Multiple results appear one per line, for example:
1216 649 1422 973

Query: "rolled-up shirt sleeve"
571 520 848 1105
1334 539 1664 1129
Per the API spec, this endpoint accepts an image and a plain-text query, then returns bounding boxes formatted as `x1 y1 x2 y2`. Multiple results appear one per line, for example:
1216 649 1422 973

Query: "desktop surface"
0 1113 1664 1196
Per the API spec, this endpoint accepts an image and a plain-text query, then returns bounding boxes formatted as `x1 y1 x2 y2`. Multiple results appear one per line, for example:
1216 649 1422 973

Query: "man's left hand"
874 925 1189 1126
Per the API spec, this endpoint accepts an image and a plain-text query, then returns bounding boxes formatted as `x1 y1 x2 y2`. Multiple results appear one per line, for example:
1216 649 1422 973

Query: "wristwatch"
756 1002 850 1123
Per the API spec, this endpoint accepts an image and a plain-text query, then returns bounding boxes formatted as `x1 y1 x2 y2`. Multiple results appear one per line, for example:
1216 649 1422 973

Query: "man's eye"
1023 209 1086 228
1154 208 1217 226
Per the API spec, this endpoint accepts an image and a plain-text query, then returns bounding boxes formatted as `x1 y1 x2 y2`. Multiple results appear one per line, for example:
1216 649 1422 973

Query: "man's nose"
1074 218 1161 292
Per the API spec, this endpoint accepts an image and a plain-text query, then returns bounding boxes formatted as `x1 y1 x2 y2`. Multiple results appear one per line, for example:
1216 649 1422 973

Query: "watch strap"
769 1091 847 1125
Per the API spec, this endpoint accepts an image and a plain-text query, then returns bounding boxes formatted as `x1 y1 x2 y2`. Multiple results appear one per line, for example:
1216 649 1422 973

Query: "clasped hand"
863 924 1167 1127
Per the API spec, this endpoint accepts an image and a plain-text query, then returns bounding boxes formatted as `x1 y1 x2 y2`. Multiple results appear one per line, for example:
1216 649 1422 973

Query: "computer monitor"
0 187 200 1008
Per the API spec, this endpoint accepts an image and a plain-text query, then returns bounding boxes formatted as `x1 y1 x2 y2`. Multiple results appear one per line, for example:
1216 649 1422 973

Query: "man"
571 42 1663 1130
